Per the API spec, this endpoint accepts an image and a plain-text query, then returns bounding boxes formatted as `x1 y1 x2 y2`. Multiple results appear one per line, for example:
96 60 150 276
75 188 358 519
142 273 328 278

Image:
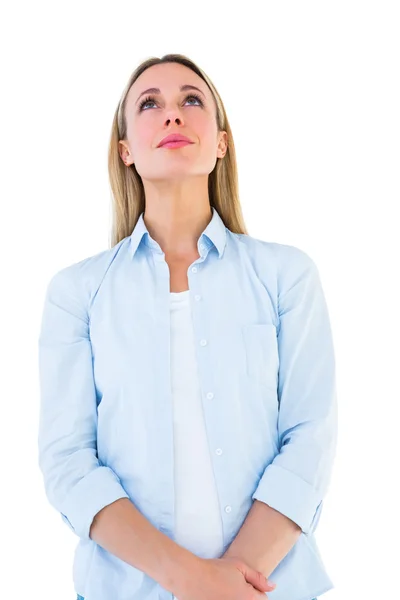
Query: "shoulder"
43 237 129 307
232 231 318 275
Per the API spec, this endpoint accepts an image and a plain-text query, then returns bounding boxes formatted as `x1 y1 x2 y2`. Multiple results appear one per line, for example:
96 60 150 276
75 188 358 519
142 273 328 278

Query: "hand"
176 555 277 600
220 555 276 594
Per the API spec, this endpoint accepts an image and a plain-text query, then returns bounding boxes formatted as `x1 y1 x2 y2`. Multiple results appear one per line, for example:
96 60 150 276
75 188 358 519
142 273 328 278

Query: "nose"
166 116 182 126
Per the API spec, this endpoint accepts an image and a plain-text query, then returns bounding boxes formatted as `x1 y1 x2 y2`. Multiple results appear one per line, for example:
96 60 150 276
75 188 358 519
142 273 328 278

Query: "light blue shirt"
38 206 337 600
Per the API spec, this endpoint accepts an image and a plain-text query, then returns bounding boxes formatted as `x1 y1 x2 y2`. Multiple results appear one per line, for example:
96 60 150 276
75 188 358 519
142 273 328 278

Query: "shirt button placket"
191 259 232 521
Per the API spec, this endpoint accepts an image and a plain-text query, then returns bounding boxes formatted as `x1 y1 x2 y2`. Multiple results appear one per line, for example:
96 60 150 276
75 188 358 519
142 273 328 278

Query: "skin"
118 62 228 261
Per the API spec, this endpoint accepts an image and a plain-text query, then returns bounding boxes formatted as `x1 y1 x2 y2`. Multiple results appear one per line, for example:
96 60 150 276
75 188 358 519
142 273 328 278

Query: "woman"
38 53 336 600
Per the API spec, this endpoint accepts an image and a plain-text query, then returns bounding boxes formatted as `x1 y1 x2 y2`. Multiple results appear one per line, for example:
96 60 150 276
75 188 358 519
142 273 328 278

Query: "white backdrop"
1 1 399 599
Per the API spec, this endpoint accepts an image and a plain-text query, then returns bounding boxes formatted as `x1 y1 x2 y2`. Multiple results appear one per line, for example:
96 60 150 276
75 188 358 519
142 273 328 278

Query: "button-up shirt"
38 206 338 600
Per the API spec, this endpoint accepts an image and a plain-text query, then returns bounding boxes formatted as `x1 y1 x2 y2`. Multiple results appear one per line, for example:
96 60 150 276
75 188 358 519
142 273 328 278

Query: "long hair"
108 53 249 247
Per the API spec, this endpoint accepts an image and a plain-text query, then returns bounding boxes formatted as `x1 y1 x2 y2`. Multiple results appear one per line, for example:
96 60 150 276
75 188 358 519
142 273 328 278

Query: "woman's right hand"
177 555 277 600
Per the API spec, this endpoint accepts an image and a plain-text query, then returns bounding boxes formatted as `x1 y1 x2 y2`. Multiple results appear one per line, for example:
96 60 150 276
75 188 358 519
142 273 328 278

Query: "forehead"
127 63 210 104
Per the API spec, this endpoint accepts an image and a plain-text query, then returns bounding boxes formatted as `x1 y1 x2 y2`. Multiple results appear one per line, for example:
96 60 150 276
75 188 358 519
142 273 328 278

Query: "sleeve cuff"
60 466 130 540
251 463 323 535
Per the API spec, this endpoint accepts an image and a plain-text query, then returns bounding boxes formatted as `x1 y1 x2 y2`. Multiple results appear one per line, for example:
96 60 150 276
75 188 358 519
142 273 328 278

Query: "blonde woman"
38 53 337 600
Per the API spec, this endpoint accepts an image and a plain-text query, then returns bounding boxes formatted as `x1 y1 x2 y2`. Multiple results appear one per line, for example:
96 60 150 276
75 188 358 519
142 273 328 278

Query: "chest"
89 249 279 400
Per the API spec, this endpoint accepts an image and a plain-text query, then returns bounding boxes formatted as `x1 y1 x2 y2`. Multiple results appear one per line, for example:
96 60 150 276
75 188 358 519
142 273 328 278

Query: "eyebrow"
135 84 206 106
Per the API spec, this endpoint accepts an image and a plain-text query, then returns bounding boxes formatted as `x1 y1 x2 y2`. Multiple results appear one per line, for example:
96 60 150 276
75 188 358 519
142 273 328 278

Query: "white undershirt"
169 290 224 598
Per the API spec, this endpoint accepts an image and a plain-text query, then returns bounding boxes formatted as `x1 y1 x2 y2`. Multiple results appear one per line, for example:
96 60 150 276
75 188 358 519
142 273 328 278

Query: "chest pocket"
242 323 279 391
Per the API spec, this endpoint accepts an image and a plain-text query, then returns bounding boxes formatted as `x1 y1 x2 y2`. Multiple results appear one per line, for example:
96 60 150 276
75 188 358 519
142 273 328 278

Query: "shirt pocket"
241 323 278 391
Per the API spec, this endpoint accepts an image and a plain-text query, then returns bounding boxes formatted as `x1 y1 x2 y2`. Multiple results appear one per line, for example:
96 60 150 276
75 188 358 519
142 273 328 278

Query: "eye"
138 93 203 112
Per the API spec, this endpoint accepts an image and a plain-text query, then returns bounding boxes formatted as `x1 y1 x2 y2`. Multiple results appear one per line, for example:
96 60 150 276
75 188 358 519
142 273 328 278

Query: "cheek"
138 128 155 149
199 128 220 155
193 112 215 135
196 115 219 146
129 119 156 151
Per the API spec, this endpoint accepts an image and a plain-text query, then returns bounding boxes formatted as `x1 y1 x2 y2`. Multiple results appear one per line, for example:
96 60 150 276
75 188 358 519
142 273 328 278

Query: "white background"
1 1 399 599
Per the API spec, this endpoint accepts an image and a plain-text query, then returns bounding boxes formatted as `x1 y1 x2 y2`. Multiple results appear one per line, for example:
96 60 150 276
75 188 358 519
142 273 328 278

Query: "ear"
118 141 132 165
217 131 228 158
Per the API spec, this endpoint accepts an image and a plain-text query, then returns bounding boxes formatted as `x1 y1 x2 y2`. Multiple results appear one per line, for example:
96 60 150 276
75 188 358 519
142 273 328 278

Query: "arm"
37 266 201 594
37 266 130 540
224 246 338 576
90 497 202 594
223 499 301 578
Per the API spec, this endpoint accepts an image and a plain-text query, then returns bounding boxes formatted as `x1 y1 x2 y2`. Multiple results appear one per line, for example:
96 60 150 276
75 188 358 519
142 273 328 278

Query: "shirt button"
225 506 232 513
200 244 205 250
194 294 201 301
200 339 207 346
216 448 223 455
206 392 214 399
191 266 198 273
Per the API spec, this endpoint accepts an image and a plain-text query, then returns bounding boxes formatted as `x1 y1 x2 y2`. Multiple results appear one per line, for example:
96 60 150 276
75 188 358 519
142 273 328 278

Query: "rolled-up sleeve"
37 266 129 540
252 245 338 535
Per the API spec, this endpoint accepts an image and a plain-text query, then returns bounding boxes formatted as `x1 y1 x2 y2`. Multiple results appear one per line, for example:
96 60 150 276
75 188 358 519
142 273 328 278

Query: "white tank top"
169 289 224 600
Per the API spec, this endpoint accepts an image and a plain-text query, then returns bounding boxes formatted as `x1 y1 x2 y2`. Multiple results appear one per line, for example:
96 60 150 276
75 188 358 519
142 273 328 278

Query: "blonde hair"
108 53 249 247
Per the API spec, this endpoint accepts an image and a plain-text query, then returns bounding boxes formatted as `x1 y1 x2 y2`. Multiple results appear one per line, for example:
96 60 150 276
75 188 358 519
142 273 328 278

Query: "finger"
254 578 276 592
246 568 276 593
247 582 274 599
260 572 276 591
254 569 276 592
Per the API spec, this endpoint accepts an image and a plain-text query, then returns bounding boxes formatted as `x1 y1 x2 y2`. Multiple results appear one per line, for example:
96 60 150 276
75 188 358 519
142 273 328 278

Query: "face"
118 62 228 182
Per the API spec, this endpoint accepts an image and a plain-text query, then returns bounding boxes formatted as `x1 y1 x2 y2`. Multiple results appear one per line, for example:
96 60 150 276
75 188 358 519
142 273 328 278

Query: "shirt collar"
129 206 227 260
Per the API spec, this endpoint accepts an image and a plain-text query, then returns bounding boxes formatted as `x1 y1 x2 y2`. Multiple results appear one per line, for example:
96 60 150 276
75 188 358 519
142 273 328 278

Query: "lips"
157 134 193 147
